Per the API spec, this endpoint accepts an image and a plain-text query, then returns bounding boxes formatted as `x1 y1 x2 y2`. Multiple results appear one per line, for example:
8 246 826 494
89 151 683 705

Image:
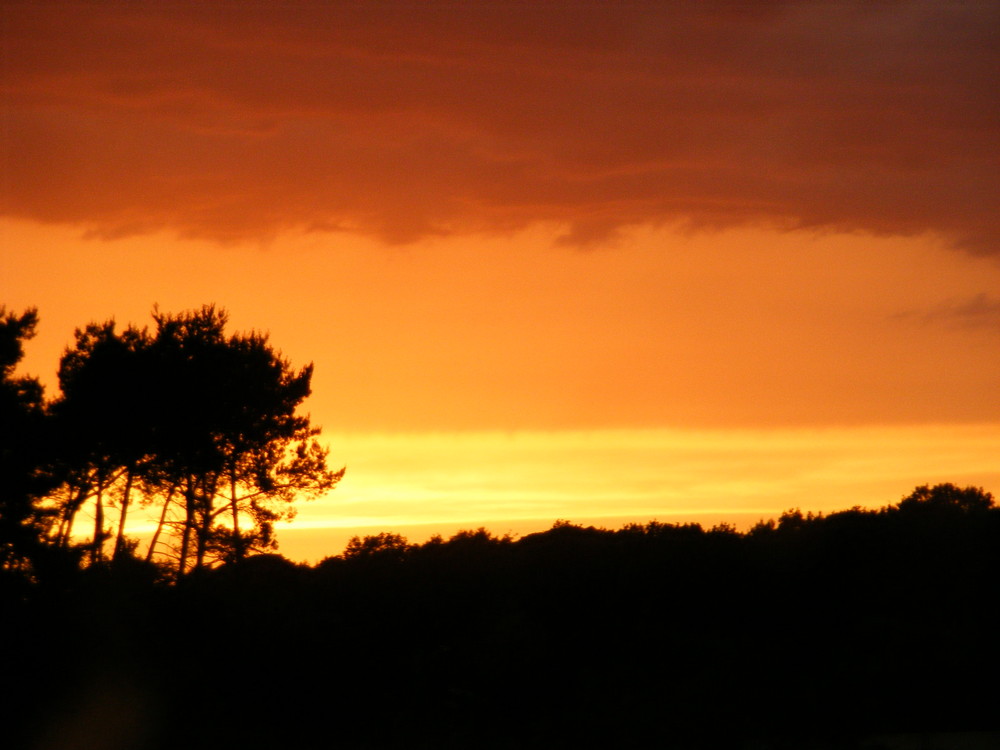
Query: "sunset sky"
3 1 998 561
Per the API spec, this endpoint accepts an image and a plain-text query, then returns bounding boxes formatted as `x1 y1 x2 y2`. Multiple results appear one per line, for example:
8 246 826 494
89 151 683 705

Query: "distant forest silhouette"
2 306 999 749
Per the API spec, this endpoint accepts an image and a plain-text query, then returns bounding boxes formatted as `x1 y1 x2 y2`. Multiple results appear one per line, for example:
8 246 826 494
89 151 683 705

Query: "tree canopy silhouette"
0 307 54 576
39 305 343 576
896 482 994 515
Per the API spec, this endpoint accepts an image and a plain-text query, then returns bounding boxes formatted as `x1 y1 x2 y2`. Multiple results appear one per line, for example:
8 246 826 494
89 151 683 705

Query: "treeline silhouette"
3 484 999 749
3 306 999 747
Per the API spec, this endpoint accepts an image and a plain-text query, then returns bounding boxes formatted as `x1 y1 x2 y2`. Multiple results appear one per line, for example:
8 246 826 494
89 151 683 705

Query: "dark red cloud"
2 1 998 249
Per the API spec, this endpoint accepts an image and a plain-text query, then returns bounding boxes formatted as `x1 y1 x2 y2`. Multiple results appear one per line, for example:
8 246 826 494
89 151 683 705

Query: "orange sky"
2 2 998 561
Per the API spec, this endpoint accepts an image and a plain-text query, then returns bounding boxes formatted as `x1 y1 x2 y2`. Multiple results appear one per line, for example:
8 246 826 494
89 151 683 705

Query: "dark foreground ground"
3 501 999 749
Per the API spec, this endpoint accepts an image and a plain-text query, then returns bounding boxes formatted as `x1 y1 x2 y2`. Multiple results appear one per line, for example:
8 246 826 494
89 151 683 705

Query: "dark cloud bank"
2 1 998 251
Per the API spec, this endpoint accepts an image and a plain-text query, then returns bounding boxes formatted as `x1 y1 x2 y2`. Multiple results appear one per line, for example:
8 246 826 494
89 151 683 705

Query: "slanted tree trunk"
112 464 136 561
55 482 89 548
146 481 176 563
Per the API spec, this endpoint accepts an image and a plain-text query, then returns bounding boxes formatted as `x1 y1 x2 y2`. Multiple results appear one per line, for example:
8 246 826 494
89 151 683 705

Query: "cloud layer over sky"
4 0 998 249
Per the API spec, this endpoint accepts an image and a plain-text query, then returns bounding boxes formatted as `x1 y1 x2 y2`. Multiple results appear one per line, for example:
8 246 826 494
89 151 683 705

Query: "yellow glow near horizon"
270 423 1000 561
70 423 1000 563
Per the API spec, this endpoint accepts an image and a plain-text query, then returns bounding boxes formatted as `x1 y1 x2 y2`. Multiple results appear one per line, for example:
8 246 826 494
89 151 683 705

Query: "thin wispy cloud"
893 292 1000 332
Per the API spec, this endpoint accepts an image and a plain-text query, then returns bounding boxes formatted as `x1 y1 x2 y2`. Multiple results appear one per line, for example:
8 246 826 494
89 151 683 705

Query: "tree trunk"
146 482 176 563
195 490 211 571
230 465 242 563
112 465 135 560
91 482 105 566
177 478 194 577
56 484 88 547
